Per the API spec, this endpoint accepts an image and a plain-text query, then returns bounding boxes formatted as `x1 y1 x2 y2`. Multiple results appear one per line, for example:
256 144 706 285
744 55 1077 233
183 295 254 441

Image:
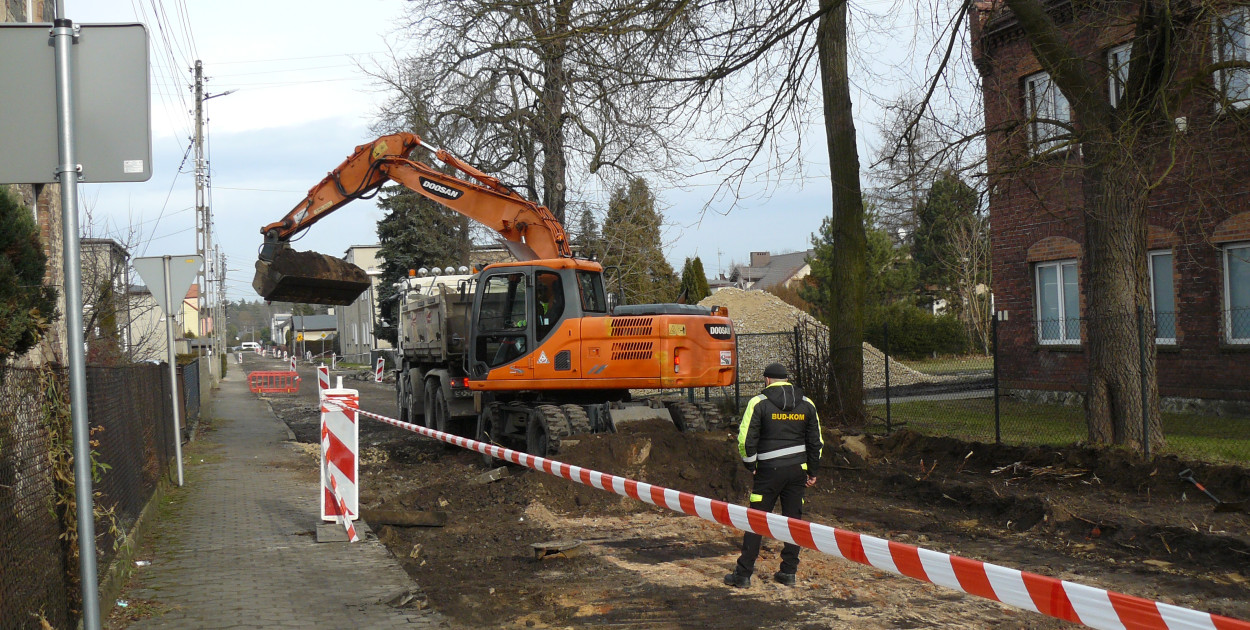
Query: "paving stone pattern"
123 376 449 629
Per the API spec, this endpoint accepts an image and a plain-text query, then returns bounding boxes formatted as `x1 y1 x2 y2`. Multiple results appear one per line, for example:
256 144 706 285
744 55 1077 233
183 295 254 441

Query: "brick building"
971 1 1250 402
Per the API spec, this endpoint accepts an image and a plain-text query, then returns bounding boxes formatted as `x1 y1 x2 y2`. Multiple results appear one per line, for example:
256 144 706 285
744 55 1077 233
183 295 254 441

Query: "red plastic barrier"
248 371 301 394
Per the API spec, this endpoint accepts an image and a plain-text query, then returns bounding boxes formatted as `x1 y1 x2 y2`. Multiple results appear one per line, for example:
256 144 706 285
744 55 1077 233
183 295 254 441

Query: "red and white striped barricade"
330 353 337 370
320 386 359 541
333 401 1250 630
290 356 297 373
374 357 384 383
317 364 330 400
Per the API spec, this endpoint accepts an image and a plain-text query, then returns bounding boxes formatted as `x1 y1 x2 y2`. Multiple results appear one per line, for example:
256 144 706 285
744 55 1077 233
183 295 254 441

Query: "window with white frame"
1108 43 1132 107
1025 71 1071 152
1225 242 1250 343
1035 260 1081 344
1214 7 1250 110
1149 250 1177 344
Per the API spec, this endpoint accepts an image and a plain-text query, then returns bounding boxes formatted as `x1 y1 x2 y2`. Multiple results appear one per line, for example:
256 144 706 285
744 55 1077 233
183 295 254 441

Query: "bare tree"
373 1 693 225
630 0 869 423
940 213 992 353
80 209 170 364
896 0 1250 449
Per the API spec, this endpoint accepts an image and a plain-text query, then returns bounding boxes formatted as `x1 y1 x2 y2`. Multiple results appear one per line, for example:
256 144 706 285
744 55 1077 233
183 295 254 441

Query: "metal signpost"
133 255 203 489
0 13 151 630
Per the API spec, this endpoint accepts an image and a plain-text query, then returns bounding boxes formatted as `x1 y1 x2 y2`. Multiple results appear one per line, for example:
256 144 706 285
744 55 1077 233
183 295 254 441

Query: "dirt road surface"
249 353 1249 629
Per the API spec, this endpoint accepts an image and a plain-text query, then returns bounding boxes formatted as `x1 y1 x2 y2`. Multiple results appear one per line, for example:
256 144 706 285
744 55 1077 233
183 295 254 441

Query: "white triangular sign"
538 351 549 364
133 255 204 315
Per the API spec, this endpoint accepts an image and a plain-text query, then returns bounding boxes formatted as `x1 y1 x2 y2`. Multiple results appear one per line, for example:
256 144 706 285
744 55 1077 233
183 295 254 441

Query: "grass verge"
868 397 1250 464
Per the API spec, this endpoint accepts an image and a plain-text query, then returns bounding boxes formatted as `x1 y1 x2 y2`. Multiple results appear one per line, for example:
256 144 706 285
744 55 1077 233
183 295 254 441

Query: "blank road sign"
0 23 151 184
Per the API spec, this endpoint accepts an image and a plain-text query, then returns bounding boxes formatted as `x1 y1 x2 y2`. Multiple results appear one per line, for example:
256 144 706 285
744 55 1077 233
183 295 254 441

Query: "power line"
139 141 195 256
211 51 389 65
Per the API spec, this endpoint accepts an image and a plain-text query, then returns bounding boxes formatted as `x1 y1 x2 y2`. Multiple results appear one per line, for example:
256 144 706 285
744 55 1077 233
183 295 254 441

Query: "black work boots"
722 572 751 588
773 571 796 586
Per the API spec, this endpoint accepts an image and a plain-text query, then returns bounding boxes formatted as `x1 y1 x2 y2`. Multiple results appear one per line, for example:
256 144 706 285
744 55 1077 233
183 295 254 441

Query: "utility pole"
218 248 226 354
193 60 207 354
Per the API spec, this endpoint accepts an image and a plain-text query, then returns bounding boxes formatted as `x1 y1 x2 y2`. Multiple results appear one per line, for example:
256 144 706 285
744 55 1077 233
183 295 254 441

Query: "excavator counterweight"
253 245 370 306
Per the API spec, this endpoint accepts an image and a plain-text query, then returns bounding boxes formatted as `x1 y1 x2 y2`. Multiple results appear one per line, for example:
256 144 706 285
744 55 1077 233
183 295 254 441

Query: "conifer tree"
0 188 58 362
600 178 678 304
679 257 711 303
374 186 471 344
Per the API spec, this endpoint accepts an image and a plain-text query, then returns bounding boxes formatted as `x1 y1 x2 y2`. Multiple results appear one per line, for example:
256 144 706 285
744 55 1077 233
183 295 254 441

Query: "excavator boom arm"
259 132 570 260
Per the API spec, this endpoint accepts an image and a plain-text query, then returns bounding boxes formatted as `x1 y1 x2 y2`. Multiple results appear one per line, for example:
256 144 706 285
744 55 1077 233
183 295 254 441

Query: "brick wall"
974 2 1250 402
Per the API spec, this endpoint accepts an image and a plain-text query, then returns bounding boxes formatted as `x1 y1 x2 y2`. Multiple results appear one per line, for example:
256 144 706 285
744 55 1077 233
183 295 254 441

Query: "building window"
1036 260 1080 344
1149 250 1177 344
1214 7 1250 110
1225 242 1250 343
1025 71 1071 152
1107 43 1132 107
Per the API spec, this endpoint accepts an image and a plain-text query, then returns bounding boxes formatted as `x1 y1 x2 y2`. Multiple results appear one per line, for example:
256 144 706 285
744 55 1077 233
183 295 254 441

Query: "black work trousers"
734 463 806 576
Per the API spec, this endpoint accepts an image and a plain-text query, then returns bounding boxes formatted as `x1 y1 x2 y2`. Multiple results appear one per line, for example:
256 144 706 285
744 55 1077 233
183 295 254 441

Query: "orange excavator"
255 133 735 456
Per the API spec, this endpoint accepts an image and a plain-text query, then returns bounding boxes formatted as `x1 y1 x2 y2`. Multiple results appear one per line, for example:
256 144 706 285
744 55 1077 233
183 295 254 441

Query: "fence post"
884 322 891 434
793 325 802 387
993 312 1001 445
1137 306 1151 457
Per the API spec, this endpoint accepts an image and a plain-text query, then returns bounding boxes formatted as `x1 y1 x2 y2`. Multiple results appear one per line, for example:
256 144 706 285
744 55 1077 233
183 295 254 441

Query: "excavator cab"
468 262 607 379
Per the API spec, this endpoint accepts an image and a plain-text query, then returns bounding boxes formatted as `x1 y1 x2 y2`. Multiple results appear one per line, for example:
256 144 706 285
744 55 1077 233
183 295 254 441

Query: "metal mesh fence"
0 366 72 630
180 359 200 423
859 310 1250 465
637 311 1245 463
86 364 178 558
0 363 178 629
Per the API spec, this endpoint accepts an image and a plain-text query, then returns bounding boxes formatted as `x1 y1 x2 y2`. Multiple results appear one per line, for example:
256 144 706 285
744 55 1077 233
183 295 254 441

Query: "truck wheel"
526 406 569 457
396 377 411 424
433 388 450 434
668 402 707 433
559 404 593 436
476 405 501 467
408 369 424 425
422 383 436 430
697 401 727 429
525 412 549 457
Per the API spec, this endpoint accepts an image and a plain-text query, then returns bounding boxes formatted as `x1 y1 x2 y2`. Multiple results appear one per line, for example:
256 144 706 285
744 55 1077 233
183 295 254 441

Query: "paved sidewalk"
121 375 449 629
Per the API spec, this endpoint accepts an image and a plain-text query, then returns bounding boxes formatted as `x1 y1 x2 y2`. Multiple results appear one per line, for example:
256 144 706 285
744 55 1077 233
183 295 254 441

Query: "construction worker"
724 362 822 588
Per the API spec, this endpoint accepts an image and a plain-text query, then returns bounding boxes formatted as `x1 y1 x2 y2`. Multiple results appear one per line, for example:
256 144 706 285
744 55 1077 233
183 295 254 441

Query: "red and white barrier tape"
332 401 1249 630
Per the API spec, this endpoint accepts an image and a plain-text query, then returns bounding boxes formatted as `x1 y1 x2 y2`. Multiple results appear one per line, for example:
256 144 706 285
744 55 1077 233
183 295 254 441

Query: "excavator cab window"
476 273 530 368
576 270 607 314
534 271 565 342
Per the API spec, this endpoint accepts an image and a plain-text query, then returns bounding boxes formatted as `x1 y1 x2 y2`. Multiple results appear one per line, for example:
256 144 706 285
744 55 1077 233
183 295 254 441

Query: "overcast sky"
64 0 965 302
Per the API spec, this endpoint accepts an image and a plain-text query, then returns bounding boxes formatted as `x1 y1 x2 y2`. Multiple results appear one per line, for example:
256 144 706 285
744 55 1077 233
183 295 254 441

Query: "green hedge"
865 303 968 359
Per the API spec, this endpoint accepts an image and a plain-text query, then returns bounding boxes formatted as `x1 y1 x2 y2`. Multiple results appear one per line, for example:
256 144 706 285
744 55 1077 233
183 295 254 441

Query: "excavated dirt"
253 354 1250 629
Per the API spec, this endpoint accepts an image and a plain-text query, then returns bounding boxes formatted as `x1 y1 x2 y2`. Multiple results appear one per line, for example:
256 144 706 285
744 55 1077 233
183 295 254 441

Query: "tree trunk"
816 0 867 424
1081 142 1162 450
537 4 572 226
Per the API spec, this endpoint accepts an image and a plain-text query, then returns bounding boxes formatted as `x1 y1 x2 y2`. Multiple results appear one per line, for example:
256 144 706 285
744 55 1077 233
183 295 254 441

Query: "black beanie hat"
763 362 788 379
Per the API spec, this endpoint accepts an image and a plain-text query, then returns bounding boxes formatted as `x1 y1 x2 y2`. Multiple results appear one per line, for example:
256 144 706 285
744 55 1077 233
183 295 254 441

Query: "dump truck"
254 132 735 456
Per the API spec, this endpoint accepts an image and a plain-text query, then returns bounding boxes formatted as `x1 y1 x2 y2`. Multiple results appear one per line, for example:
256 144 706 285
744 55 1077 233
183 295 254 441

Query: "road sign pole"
52 14 102 630
163 256 186 487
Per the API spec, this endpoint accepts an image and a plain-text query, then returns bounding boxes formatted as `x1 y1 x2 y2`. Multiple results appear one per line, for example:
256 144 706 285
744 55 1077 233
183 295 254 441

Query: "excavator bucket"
253 246 370 306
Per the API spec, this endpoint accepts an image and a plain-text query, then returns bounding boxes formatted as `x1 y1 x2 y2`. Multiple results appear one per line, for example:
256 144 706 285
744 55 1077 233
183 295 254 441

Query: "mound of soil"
879 429 1250 497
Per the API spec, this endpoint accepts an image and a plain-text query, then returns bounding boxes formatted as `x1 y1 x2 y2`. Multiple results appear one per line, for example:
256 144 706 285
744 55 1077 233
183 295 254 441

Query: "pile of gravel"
699 288 940 388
